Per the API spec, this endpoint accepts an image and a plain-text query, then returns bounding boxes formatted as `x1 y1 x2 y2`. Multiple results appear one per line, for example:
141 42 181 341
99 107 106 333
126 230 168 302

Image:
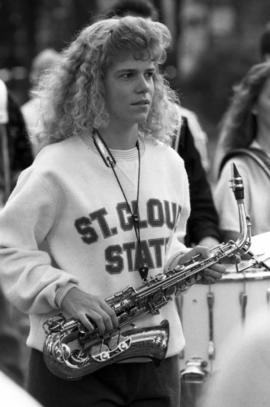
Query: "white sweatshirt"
0 134 190 357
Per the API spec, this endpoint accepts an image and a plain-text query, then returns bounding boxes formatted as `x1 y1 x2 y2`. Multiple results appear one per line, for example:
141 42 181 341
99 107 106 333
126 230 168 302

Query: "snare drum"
178 267 270 374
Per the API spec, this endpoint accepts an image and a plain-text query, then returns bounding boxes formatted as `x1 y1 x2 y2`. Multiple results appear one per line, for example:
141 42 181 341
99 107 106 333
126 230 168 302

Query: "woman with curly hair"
214 62 270 242
0 17 223 406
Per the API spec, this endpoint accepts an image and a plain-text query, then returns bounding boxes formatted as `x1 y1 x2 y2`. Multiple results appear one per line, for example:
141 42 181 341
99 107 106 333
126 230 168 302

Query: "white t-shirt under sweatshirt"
0 134 190 358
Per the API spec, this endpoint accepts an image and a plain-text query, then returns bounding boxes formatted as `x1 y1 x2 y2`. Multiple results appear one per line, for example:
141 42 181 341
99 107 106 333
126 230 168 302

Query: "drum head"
249 231 270 268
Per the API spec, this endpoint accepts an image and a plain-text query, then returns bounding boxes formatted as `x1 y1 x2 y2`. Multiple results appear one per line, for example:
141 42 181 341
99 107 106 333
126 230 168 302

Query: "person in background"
0 79 33 386
0 80 33 201
260 21 270 61
173 106 209 173
199 29 270 407
0 16 224 406
103 0 220 249
200 309 270 407
21 48 61 156
214 62 270 242
0 370 42 407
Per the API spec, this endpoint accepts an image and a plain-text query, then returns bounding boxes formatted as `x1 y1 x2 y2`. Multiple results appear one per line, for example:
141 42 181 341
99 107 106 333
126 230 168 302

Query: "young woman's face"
255 76 270 129
103 54 156 127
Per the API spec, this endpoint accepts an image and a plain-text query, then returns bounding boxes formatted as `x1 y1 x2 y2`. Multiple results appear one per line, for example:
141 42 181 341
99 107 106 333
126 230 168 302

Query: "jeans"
0 286 29 386
27 349 181 407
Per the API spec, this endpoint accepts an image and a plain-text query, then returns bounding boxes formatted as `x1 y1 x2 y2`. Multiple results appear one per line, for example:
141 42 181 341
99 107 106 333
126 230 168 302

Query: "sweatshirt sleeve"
178 118 220 245
0 168 79 314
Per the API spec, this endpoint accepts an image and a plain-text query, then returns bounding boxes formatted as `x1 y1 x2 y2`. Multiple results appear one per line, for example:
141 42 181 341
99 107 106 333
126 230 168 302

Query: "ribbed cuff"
55 282 79 308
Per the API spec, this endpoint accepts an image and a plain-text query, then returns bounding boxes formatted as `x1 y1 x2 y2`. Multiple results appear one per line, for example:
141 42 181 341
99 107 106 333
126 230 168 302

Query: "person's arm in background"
7 93 33 187
177 117 221 248
0 88 34 386
179 107 210 172
200 310 270 407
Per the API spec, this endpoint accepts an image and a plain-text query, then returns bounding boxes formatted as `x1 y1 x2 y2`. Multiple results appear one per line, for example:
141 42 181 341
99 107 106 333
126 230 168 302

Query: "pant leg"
27 349 180 407
127 356 181 407
27 349 131 407
0 286 27 386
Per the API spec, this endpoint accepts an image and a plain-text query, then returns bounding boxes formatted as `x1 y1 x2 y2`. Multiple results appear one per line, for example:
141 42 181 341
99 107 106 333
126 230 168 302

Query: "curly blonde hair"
33 16 180 150
215 62 270 175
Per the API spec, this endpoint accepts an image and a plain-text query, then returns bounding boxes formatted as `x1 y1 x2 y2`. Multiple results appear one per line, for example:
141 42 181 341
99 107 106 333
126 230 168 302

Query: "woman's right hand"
61 287 119 335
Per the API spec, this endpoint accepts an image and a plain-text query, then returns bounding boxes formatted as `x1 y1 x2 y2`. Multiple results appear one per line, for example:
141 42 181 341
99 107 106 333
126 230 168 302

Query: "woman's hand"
198 236 220 250
61 287 119 335
177 245 225 287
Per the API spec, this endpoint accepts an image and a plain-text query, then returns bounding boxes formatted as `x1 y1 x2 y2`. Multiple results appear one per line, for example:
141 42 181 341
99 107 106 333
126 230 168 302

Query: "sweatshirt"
0 134 190 358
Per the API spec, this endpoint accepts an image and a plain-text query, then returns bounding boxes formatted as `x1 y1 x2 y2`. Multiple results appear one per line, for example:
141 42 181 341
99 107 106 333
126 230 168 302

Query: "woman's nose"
136 75 150 92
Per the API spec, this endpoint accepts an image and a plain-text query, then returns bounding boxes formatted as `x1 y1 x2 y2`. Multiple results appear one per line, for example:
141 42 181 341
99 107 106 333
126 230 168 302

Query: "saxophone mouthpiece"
230 163 244 201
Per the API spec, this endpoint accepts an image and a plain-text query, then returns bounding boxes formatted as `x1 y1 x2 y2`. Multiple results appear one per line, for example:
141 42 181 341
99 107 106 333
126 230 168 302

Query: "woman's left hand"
177 245 225 287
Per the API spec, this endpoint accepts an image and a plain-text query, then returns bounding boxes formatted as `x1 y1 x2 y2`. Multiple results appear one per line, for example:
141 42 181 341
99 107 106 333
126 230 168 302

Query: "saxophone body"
43 164 252 380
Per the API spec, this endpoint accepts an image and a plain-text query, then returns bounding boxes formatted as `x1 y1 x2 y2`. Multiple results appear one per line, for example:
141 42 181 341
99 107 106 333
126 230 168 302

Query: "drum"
179 267 270 374
178 232 270 407
178 266 270 407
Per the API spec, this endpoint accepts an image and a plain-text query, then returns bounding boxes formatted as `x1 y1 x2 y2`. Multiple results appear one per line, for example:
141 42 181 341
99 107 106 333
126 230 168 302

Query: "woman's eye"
121 72 133 79
145 71 154 79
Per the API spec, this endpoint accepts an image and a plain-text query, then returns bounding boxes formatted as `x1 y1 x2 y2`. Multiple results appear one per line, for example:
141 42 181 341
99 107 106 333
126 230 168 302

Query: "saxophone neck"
230 163 252 252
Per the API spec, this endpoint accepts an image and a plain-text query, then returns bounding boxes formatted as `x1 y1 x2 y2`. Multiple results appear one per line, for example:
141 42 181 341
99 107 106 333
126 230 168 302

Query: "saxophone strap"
219 148 270 180
92 129 149 281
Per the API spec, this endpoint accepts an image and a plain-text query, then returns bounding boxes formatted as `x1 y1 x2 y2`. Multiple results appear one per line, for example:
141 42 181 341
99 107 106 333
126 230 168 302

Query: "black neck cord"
93 129 149 281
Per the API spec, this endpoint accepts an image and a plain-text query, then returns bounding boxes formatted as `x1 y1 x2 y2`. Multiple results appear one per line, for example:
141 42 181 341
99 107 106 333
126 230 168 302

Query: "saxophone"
43 163 252 380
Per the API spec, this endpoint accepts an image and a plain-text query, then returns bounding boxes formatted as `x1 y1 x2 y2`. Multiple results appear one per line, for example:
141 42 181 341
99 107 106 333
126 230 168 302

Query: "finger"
202 276 218 284
78 312 95 332
193 246 210 259
202 264 225 276
85 310 107 335
178 246 209 264
98 309 116 333
210 263 226 273
100 302 119 329
195 274 202 282
185 277 197 286
203 268 223 280
234 254 242 264
90 306 119 334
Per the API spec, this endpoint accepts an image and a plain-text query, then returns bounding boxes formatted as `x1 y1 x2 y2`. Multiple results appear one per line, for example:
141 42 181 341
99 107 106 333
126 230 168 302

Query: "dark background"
1 0 269 176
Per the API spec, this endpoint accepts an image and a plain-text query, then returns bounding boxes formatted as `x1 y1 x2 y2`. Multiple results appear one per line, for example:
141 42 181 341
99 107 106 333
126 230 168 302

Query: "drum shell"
179 268 270 372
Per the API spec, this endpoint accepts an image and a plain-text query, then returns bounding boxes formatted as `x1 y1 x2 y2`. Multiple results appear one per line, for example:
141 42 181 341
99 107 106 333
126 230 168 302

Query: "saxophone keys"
61 343 71 360
107 333 125 349
90 343 110 357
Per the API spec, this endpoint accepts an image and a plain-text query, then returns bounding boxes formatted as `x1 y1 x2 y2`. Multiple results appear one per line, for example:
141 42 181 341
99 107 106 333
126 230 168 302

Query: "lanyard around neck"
93 129 149 281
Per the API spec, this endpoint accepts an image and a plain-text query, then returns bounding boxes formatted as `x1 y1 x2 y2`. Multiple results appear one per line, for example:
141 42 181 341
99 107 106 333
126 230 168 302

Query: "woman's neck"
98 123 139 150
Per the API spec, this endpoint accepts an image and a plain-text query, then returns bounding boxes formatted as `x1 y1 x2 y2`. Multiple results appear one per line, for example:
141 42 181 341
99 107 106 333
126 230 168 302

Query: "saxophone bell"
43 319 170 380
